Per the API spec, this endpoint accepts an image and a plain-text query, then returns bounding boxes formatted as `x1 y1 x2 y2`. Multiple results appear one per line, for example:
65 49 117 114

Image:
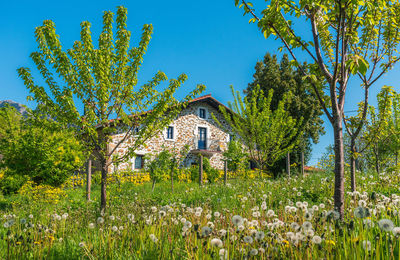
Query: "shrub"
0 107 87 187
0 173 29 195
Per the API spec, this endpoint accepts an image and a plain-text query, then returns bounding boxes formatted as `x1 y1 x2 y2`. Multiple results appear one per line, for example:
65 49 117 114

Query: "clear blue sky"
0 0 399 165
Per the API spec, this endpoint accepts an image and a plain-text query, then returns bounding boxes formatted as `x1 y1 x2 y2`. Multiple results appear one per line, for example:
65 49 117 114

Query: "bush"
0 107 87 187
0 173 29 195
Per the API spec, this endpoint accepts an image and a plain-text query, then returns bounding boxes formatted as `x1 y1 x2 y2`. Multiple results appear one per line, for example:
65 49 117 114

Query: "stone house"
109 94 233 172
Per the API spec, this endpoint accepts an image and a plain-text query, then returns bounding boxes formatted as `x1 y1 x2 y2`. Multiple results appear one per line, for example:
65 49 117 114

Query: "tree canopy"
17 6 205 211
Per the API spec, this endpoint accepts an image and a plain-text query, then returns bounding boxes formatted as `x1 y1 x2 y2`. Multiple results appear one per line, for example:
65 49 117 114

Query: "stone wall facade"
109 99 232 172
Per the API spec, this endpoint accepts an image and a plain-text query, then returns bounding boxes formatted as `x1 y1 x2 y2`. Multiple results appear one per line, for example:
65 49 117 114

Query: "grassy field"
1 170 400 259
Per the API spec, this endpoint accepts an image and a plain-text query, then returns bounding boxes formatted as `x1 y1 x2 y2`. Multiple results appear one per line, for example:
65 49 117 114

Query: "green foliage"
146 148 174 184
214 85 301 172
17 6 204 209
363 87 398 173
245 53 324 174
0 106 86 188
223 139 247 172
0 173 29 195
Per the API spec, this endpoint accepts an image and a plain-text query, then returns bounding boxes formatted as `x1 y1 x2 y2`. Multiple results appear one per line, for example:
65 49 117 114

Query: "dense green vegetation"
1 170 400 259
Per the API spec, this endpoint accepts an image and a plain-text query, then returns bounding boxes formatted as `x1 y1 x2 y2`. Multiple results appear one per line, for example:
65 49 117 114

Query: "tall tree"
344 86 394 191
245 53 325 175
362 87 396 174
235 0 400 218
214 86 301 173
17 6 204 211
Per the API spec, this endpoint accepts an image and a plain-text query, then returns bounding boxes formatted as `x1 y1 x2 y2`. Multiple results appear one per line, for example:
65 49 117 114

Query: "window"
167 126 174 139
134 155 144 169
199 108 206 119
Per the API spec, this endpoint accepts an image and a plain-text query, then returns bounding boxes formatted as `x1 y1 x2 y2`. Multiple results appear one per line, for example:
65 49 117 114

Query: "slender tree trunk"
395 151 398 166
286 152 290 177
301 151 305 176
86 158 92 201
333 115 345 219
199 154 203 186
350 138 356 192
152 179 156 192
224 160 228 185
374 146 380 174
100 158 107 213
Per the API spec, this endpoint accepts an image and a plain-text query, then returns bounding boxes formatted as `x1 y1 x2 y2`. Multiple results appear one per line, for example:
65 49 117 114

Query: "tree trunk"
333 115 345 219
300 151 305 176
199 154 203 186
374 146 380 174
286 152 290 177
224 160 228 185
350 138 356 192
100 158 107 213
86 158 92 201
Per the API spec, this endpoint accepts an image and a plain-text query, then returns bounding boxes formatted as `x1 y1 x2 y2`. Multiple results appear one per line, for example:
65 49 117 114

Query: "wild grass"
1 170 400 259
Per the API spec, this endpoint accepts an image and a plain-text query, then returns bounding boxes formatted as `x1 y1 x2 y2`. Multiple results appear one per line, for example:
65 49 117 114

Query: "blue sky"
0 0 399 165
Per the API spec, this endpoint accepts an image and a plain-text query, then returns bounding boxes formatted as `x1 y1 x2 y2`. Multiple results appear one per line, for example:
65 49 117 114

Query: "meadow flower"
252 211 261 218
97 217 104 224
214 212 221 218
89 223 95 229
20 218 26 224
3 222 9 228
326 210 340 221
311 235 322 244
302 221 313 231
195 211 201 217
62 213 68 219
237 224 245 232
109 215 115 221
218 229 227 237
219 248 228 259
206 214 212 219
291 222 300 231
362 240 371 251
151 206 157 213
79 242 85 247
354 207 369 218
243 236 254 244
319 203 325 209
255 231 265 241
305 229 314 237
207 222 215 229
266 210 275 218
159 210 166 217
250 248 258 256
232 215 244 226
304 211 313 220
149 234 158 243
378 219 394 232
28 214 33 219
201 226 212 237
392 227 400 236
210 238 223 247
358 200 367 207
184 221 192 229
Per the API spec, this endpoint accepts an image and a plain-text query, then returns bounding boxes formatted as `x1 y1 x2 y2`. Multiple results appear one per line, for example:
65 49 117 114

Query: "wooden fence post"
286 152 290 177
301 151 305 176
199 154 203 186
86 158 92 201
224 160 228 185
